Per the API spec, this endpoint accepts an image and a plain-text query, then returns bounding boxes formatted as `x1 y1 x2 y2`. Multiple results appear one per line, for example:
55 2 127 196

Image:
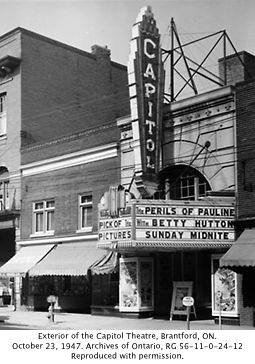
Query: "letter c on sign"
144 38 156 59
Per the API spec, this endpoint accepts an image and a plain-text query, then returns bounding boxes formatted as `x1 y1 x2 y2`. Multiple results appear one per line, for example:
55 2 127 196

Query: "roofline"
166 85 234 113
218 50 255 62
0 26 127 70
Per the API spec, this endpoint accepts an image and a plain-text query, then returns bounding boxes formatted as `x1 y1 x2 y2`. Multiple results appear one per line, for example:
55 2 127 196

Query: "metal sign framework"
162 18 251 102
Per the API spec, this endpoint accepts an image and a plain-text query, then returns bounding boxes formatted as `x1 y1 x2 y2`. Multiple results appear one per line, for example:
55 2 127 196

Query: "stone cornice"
21 142 118 176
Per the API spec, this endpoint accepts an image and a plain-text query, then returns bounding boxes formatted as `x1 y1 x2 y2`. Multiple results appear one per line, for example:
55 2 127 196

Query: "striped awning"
0 244 55 276
90 251 118 275
28 242 107 276
220 229 255 267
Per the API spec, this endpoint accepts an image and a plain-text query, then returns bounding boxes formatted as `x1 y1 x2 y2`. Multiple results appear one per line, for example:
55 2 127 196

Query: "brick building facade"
235 78 255 218
0 29 22 301
0 27 129 311
224 77 255 326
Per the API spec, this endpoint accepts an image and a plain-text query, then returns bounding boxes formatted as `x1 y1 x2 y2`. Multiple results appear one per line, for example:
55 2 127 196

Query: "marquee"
98 199 235 250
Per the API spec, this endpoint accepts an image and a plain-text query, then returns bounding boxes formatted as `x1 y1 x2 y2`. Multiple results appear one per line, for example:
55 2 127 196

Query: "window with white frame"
180 174 208 200
159 166 211 201
0 94 7 136
78 194 93 231
0 167 9 210
0 181 9 210
33 200 55 234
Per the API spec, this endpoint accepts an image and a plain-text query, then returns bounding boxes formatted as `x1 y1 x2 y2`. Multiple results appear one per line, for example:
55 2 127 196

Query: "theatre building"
97 6 255 326
0 28 129 312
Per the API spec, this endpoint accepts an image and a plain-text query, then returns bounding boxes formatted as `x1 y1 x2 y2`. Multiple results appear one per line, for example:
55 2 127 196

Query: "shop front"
0 241 107 313
22 275 91 312
90 250 120 315
98 198 238 320
0 223 17 306
26 242 107 313
0 243 55 309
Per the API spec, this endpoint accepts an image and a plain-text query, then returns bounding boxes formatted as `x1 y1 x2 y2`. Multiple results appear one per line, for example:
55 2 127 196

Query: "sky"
0 0 254 67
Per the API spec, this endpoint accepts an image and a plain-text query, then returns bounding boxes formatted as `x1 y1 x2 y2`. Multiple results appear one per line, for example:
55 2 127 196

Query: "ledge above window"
0 55 21 77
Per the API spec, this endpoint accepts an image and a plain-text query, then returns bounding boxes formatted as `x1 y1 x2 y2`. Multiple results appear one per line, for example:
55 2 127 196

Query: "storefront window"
92 273 119 306
29 276 88 297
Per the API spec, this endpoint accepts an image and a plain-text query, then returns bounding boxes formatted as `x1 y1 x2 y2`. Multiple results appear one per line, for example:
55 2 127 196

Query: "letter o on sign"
147 139 155 151
182 296 194 307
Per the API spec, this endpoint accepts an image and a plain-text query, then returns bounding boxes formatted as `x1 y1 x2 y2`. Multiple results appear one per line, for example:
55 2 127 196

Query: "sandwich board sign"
170 281 196 320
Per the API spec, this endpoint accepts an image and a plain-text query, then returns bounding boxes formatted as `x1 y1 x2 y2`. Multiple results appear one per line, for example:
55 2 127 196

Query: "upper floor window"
33 200 55 235
0 94 7 136
78 194 93 231
180 174 208 200
0 167 9 210
158 165 211 201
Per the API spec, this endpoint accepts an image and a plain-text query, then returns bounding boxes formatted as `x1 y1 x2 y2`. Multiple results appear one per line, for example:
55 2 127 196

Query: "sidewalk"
0 305 254 330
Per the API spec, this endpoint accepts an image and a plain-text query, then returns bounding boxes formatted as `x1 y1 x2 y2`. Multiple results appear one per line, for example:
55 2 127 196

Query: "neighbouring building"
220 75 255 326
0 27 129 312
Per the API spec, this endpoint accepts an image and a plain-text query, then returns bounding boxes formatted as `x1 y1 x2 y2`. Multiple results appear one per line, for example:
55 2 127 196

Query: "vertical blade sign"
128 6 163 179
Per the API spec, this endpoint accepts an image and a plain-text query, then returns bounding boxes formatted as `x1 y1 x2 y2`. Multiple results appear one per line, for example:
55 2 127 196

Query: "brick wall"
21 119 120 164
21 155 120 239
219 51 255 86
236 79 255 218
111 62 130 119
20 29 129 151
18 29 126 242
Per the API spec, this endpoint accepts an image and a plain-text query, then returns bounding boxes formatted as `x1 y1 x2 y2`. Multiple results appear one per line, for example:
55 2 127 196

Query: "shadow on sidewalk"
0 315 9 322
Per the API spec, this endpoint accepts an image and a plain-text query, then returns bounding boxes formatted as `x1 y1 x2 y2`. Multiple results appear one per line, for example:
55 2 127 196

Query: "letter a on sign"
144 63 156 80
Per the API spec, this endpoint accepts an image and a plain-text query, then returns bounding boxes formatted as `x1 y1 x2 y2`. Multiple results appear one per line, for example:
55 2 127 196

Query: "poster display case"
211 254 239 317
119 257 154 312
